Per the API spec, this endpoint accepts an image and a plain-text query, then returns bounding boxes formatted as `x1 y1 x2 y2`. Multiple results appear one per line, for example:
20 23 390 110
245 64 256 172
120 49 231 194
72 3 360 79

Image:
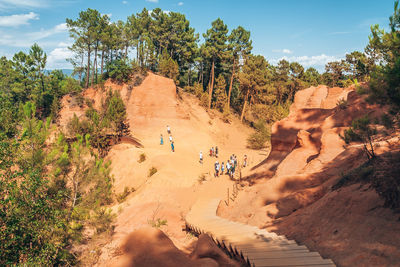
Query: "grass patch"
247 120 271 150
138 153 146 163
148 166 157 177
116 186 135 203
198 174 206 184
147 218 168 228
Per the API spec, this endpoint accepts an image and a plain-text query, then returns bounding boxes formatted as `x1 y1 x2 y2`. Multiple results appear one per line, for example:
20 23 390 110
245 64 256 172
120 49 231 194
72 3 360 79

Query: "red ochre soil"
59 73 265 266
218 85 400 267
59 75 400 266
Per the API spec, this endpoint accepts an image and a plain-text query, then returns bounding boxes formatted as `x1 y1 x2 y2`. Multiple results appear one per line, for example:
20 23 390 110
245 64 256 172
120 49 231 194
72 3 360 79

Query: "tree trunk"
91 45 97 87
188 64 191 86
240 89 250 122
228 58 235 109
85 45 91 88
208 60 215 109
100 50 104 76
79 53 84 82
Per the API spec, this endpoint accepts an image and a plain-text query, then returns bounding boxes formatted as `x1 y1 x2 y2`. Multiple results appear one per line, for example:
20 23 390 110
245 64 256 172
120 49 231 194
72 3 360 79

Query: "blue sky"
0 0 395 71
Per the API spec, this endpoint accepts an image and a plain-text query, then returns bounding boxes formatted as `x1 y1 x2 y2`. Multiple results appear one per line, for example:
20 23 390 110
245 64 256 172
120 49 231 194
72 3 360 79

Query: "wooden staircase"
185 199 336 267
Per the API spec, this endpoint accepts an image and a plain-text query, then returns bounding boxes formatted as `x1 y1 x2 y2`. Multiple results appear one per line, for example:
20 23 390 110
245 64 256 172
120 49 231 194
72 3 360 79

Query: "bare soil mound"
219 84 400 266
115 227 237 267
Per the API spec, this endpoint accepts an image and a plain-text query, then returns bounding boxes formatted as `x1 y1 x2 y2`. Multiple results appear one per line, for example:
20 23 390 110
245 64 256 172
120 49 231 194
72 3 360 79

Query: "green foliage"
148 218 168 228
336 98 348 109
138 153 146 163
213 74 227 111
67 89 128 156
198 174 207 184
380 113 394 129
342 115 377 159
148 166 158 177
332 152 400 211
332 161 374 190
158 52 179 82
103 58 133 84
116 186 135 203
247 120 271 150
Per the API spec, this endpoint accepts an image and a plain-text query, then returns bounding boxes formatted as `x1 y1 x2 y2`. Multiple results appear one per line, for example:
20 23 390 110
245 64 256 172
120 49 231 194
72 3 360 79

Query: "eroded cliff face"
219 85 400 267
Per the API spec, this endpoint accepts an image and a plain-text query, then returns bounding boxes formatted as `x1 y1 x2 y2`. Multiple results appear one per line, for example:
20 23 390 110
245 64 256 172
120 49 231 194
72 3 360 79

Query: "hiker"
231 163 236 178
221 161 225 174
215 161 220 177
171 141 175 152
243 155 247 167
209 148 213 157
211 147 215 157
199 151 203 164
167 125 171 134
226 161 231 176
160 134 164 145
169 135 173 143
215 146 219 158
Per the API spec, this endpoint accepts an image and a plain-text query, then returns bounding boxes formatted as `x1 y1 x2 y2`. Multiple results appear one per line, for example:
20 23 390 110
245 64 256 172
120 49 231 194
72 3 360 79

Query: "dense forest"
0 1 399 265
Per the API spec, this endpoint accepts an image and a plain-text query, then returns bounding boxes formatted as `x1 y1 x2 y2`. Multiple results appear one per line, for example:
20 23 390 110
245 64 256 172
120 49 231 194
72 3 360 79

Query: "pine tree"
203 18 228 109
227 26 252 109
213 74 227 111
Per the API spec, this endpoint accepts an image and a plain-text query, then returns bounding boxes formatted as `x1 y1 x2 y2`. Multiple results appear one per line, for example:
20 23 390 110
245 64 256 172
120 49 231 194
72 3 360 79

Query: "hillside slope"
219 84 400 266
59 73 266 265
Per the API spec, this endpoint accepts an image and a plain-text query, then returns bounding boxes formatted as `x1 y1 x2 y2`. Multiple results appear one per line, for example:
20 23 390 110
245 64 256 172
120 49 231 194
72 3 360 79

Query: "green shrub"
148 166 157 177
103 58 133 84
341 115 377 159
198 174 206 184
148 218 168 228
336 98 348 109
200 92 209 108
247 120 271 150
89 208 115 234
138 153 146 163
116 186 135 203
380 113 394 129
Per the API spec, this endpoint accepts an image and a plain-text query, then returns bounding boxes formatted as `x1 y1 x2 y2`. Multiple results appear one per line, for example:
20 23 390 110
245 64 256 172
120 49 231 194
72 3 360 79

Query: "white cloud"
146 0 159 3
122 0 128 4
26 23 67 40
178 1 183 6
271 54 341 67
272 48 293 54
47 46 73 69
0 0 47 9
0 23 68 47
0 12 39 27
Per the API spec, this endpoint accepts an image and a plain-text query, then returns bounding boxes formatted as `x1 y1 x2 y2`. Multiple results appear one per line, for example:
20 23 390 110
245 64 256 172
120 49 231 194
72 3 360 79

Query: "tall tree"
203 18 228 109
238 55 268 122
66 8 102 88
227 26 252 109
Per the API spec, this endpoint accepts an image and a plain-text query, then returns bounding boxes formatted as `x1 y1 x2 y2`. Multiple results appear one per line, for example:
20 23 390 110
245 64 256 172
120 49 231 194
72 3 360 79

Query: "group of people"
160 125 174 152
209 146 219 158
199 147 249 178
214 154 239 178
199 146 218 164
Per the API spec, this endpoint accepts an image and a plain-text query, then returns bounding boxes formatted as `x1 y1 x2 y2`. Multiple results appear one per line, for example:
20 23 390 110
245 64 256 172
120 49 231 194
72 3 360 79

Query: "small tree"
158 52 179 82
213 74 227 112
342 115 377 159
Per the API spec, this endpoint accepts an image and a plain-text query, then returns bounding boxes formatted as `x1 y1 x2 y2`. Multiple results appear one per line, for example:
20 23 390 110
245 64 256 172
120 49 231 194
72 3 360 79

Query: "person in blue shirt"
160 134 164 145
171 141 175 152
